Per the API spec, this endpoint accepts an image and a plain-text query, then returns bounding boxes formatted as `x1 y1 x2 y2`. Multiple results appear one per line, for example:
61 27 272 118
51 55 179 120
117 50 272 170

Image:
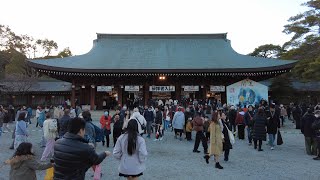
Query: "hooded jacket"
172 111 185 130
131 112 147 135
6 155 52 180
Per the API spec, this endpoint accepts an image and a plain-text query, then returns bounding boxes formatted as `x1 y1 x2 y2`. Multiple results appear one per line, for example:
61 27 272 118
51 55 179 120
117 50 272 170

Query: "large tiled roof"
28 33 296 73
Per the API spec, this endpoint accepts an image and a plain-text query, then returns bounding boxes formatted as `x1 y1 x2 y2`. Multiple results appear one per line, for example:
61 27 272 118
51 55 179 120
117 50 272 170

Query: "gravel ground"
0 111 319 180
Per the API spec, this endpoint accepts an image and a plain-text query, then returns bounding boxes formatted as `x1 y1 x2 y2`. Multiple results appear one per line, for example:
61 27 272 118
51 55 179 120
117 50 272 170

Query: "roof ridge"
96 33 228 39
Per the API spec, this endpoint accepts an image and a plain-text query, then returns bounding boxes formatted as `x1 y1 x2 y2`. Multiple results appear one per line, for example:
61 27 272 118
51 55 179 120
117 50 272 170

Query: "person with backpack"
41 113 58 161
113 115 123 147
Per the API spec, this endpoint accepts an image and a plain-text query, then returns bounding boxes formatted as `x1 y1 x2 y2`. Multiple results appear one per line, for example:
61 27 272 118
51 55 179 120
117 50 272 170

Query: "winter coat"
6 155 52 180
209 121 223 156
203 121 210 132
54 133 107 179
235 112 245 125
100 115 111 130
222 120 232 151
244 111 255 127
131 112 147 135
228 109 237 123
143 109 154 122
84 118 96 144
58 115 71 137
266 110 280 134
37 111 45 127
301 113 316 137
43 119 58 140
4 109 10 123
253 114 267 141
0 111 4 127
292 107 302 129
113 134 148 175
155 111 163 125
172 111 185 130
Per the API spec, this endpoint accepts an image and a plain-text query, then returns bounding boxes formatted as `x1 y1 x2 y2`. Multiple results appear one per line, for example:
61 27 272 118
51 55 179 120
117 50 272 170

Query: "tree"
248 44 283 58
57 47 72 58
36 39 58 56
283 0 320 48
269 75 296 103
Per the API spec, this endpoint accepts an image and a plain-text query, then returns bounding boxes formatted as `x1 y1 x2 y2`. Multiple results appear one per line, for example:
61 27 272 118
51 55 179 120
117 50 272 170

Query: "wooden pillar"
175 84 181 101
90 85 95 110
202 85 207 99
118 86 123 107
71 81 75 108
144 83 149 106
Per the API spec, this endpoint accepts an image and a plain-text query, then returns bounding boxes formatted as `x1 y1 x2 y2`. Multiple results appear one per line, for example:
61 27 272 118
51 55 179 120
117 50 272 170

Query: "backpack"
90 122 104 142
49 119 58 132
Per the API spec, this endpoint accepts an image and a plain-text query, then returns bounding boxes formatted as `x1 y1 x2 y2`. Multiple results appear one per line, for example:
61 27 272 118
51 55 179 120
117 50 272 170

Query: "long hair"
13 142 34 157
18 112 26 121
126 119 139 156
211 111 219 123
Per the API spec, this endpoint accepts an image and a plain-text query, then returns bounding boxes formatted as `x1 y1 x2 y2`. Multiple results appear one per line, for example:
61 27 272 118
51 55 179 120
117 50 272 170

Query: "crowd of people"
0 99 320 179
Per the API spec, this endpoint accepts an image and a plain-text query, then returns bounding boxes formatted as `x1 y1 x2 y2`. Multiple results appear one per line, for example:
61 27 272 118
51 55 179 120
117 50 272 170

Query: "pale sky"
0 0 308 56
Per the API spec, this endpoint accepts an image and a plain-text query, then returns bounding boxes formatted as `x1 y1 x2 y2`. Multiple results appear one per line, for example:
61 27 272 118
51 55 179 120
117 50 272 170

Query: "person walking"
163 106 171 131
220 112 233 161
54 117 110 179
41 113 58 161
154 106 163 141
113 115 123 147
100 111 112 148
280 104 287 127
2 106 11 133
266 104 280 150
113 119 148 180
204 112 224 169
82 111 96 146
312 110 320 160
228 106 237 133
131 108 147 136
58 109 71 138
172 107 185 141
235 108 245 140
192 112 208 153
252 107 268 151
301 108 317 155
292 104 302 129
35 106 42 128
6 142 53 180
244 105 255 145
122 109 131 131
14 112 28 150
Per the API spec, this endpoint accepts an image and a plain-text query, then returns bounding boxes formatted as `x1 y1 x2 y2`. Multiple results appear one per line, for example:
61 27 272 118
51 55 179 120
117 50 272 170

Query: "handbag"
226 125 235 144
136 118 146 131
93 164 101 180
277 130 283 145
44 167 54 180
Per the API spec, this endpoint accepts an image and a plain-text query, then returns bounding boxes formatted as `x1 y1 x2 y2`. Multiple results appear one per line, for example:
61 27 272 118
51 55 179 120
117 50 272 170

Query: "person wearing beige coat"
204 114 224 169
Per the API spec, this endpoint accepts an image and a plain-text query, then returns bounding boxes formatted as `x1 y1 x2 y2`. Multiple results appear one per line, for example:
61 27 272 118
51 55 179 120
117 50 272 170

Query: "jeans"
146 121 153 137
164 120 170 130
268 134 276 147
247 127 252 143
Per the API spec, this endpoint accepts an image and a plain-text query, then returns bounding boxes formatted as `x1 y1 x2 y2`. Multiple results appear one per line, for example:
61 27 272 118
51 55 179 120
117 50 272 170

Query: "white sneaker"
271 147 274 150
159 137 163 141
153 139 159 141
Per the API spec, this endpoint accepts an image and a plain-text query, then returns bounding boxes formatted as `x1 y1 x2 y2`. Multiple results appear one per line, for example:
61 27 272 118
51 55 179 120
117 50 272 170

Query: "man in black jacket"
54 117 110 179
301 108 317 155
143 106 154 138
313 110 320 160
58 109 71 138
154 106 163 141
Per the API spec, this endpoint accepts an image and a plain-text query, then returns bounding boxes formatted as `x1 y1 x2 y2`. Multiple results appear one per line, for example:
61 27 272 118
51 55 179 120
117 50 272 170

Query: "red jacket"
235 112 245 125
100 115 111 130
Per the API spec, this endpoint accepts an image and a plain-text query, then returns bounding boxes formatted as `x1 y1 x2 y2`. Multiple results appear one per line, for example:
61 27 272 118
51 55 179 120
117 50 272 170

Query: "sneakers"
271 147 274 150
193 150 201 153
248 143 252 146
153 139 159 141
258 149 264 151
159 137 163 141
215 162 223 169
313 157 320 160
204 155 210 164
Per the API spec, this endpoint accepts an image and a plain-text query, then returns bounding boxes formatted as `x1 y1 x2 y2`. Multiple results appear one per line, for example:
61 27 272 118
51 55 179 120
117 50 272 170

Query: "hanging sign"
210 86 225 92
149 86 175 92
183 86 199 91
125 86 140 92
97 86 113 92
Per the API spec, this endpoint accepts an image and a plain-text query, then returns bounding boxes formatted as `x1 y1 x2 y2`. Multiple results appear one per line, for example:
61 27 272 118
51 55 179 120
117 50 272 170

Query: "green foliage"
248 44 283 58
57 47 72 58
269 75 296 102
283 0 320 48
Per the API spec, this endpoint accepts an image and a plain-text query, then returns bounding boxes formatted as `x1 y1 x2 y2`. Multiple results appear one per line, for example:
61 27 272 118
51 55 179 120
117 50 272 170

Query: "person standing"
82 111 96 146
143 106 154 138
228 106 237 133
220 112 232 161
14 112 28 149
192 112 208 153
58 109 71 138
312 110 320 160
163 106 171 131
172 107 185 141
122 109 131 131
204 112 223 169
280 104 287 127
252 107 267 151
301 109 317 155
26 106 32 125
292 104 302 129
35 106 42 128
41 113 58 161
154 106 163 141
131 108 147 136
100 111 111 148
235 108 245 140
113 115 123 147
185 118 193 141
54 117 110 179
0 106 4 136
113 119 148 180
266 104 280 150
6 142 53 180
244 105 255 145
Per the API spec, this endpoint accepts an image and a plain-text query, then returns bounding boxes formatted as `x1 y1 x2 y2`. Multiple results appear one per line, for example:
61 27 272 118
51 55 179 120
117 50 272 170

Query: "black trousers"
102 130 110 147
186 132 192 140
205 132 210 141
224 149 230 160
280 116 285 126
174 129 183 137
237 124 245 139
113 133 121 147
193 131 208 153
317 137 320 157
229 121 236 132
254 139 262 150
